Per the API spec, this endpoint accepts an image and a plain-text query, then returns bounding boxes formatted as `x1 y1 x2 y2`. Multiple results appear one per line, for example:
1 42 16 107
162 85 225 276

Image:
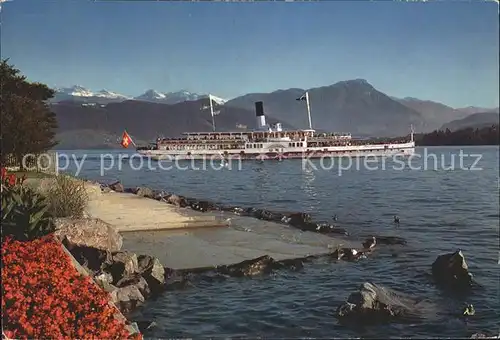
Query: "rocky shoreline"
58 179 489 336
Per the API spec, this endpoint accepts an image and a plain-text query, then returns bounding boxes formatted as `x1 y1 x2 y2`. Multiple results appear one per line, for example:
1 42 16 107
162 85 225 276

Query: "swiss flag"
121 131 132 148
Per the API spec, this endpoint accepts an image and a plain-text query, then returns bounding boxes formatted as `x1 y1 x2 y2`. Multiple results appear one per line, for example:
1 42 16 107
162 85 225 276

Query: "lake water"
58 146 499 338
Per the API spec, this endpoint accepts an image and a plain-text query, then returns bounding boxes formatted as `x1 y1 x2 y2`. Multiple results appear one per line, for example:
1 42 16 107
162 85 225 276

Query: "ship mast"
305 91 313 130
209 94 216 132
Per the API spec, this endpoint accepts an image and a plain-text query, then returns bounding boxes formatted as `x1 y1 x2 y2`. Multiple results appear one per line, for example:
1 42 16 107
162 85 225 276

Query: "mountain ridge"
440 111 499 131
50 79 498 148
52 85 228 105
225 79 424 137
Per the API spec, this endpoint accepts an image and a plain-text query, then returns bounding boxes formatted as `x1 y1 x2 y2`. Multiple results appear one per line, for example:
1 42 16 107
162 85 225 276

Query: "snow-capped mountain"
52 85 130 103
56 85 95 97
134 89 167 101
94 89 129 99
134 89 227 105
51 85 227 105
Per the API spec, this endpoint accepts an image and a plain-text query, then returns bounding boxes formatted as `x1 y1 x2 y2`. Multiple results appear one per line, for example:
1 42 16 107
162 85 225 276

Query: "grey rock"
109 181 124 192
110 278 148 314
432 250 474 290
216 255 276 277
134 186 154 198
62 239 113 274
336 282 419 323
166 194 188 207
138 254 166 294
95 271 114 286
133 320 157 334
107 251 140 284
287 212 312 226
55 218 123 252
101 186 112 193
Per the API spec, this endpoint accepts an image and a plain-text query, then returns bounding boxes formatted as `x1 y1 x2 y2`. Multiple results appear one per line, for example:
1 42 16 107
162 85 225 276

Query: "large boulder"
286 212 312 227
187 199 219 212
55 218 123 252
216 255 277 277
431 250 473 290
109 277 149 314
134 187 155 198
94 271 114 286
109 181 124 193
166 194 188 207
105 251 140 284
62 239 113 275
252 209 285 223
336 282 418 323
138 255 166 294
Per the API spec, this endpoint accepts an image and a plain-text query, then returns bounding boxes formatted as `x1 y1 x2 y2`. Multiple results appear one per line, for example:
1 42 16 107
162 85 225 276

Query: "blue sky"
1 0 498 108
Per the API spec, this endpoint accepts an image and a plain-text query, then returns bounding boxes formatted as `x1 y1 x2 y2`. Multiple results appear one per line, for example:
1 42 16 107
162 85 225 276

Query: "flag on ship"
120 130 134 148
208 94 221 116
296 92 307 101
200 95 221 115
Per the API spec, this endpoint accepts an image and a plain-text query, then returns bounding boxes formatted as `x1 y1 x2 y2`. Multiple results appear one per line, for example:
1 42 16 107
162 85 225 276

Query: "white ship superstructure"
135 93 415 160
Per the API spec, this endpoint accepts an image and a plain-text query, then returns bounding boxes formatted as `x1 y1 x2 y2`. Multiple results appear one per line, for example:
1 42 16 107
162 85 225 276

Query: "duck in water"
333 247 364 261
332 214 338 221
394 215 400 224
362 236 377 250
462 303 475 317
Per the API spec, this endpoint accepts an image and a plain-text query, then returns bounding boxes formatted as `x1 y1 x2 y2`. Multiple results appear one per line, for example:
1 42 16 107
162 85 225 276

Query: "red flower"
7 173 16 186
1 235 142 339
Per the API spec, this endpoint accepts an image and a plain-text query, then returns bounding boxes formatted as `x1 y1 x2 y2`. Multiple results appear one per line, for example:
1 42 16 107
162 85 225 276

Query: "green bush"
1 184 55 240
45 175 89 218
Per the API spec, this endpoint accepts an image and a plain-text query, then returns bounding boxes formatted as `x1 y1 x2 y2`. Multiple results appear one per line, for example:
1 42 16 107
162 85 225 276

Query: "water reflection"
301 164 317 211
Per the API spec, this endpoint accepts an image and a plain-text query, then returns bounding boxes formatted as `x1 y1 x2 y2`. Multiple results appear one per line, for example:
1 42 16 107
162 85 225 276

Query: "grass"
43 175 89 218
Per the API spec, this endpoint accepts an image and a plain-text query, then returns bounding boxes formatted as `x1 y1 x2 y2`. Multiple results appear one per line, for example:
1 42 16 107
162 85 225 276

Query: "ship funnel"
255 101 267 130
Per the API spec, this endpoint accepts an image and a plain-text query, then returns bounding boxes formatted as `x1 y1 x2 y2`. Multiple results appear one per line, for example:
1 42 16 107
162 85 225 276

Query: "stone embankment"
55 178 486 334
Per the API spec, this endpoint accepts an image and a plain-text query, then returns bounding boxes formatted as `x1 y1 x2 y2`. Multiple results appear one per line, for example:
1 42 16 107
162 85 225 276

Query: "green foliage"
1 184 55 240
416 125 499 146
45 175 89 218
0 59 58 168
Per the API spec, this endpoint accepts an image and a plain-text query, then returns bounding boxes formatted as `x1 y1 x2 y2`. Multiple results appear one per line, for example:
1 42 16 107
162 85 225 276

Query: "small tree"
0 59 58 168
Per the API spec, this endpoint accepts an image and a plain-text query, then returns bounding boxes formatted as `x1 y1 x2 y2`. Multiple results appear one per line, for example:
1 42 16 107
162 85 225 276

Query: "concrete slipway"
71 180 355 269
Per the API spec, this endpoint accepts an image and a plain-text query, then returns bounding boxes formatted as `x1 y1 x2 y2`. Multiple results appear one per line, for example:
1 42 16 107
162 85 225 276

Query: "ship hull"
136 142 415 161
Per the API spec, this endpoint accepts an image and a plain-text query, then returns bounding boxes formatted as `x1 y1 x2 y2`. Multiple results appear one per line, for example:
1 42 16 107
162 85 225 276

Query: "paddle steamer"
133 93 415 161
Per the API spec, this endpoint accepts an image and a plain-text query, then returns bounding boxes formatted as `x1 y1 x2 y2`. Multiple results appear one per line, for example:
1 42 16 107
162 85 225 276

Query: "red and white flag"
120 131 134 148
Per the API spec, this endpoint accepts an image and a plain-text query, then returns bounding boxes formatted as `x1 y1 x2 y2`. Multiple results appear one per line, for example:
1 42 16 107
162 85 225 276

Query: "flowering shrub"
1 167 27 187
2 235 142 339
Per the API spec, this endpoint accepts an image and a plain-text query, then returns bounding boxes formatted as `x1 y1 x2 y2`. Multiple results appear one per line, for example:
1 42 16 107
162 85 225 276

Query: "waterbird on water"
462 303 475 316
332 214 338 221
363 236 377 250
394 215 400 224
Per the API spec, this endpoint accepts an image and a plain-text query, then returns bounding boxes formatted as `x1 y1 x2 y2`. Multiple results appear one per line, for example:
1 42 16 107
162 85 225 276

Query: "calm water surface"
61 146 499 338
